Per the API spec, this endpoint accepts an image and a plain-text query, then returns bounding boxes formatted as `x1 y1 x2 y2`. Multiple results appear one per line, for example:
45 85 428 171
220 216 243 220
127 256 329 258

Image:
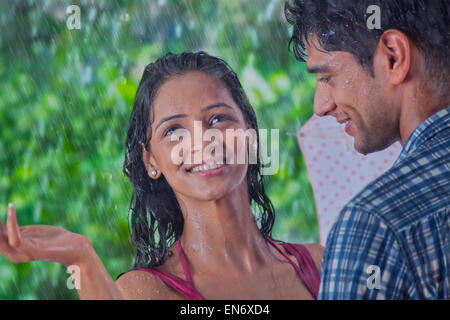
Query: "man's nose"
313 83 336 117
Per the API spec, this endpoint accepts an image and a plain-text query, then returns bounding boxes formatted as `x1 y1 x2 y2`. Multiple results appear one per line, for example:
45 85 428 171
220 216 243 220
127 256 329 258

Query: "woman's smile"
185 158 230 177
188 162 228 177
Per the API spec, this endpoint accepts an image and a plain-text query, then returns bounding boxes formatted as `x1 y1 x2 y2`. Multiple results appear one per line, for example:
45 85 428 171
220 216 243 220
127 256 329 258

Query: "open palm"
0 204 89 267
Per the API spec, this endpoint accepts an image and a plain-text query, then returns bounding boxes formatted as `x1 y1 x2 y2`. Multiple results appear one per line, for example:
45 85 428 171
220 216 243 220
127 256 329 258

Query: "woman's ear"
140 141 161 179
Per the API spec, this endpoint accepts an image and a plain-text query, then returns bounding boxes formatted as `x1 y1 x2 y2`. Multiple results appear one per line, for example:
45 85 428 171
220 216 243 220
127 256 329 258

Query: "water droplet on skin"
342 78 352 89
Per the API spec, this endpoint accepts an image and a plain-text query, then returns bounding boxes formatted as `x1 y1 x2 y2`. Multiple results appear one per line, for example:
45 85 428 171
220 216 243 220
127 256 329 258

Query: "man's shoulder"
344 142 449 231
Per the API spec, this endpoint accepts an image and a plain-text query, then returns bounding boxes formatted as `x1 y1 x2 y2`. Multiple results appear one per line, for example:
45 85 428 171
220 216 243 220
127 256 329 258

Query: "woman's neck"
174 183 274 275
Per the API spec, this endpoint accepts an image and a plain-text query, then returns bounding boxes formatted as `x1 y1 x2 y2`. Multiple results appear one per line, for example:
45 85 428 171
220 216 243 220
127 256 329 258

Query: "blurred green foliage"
0 0 317 299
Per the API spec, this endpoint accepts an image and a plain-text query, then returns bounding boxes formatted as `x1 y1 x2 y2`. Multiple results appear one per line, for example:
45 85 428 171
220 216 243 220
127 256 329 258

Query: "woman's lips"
185 156 229 174
188 164 227 177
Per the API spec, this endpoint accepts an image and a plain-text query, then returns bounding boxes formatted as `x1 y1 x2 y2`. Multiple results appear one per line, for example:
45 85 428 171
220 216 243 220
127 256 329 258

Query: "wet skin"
117 71 324 299
0 71 322 300
306 31 448 154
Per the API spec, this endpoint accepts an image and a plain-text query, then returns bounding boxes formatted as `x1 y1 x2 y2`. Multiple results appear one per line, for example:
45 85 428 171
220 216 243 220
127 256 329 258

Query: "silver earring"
151 170 157 177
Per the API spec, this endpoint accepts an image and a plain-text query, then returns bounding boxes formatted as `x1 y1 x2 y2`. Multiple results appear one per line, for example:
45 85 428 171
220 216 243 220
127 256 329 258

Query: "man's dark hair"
285 0 449 92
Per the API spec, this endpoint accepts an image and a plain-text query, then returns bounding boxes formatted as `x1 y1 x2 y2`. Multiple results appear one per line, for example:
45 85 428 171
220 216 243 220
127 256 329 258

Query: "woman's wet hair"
123 51 275 269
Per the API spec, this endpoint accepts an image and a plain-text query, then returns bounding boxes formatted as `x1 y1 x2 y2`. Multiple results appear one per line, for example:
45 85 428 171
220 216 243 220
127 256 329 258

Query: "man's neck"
398 81 448 144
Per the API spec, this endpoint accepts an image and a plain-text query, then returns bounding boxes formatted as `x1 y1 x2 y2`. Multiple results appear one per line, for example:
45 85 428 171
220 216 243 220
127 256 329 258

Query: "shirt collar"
394 105 450 165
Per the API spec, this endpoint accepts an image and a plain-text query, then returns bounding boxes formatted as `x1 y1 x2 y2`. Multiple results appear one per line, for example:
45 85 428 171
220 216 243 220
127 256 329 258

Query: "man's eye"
319 76 331 83
210 114 230 125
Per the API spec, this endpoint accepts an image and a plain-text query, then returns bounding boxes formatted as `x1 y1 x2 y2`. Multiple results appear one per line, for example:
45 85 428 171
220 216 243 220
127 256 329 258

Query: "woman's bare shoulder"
115 269 182 300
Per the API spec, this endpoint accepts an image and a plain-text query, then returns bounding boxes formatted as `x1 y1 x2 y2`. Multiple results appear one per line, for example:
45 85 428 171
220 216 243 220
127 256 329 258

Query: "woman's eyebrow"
155 103 232 131
201 103 233 112
155 113 187 131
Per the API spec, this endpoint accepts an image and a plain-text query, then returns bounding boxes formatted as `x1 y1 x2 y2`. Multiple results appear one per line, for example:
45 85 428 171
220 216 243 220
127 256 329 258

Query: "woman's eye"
164 127 178 137
210 114 230 125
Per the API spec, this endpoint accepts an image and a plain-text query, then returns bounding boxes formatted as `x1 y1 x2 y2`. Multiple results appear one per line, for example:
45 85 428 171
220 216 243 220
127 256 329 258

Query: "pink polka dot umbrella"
297 115 402 245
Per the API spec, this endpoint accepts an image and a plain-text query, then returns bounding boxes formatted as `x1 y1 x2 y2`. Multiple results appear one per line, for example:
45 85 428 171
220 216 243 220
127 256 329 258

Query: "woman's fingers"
6 203 22 247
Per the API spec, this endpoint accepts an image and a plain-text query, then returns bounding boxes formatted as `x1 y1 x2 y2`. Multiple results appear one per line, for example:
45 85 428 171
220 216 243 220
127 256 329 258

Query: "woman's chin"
176 163 248 201
185 187 229 202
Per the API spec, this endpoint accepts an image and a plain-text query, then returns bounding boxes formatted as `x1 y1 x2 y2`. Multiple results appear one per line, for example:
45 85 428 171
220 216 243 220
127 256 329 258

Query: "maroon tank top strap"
137 268 204 300
137 239 319 300
135 239 205 300
266 238 320 299
176 239 194 286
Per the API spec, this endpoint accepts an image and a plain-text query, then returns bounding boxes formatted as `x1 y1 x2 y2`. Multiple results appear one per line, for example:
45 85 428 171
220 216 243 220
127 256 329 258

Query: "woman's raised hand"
0 203 89 267
0 203 124 299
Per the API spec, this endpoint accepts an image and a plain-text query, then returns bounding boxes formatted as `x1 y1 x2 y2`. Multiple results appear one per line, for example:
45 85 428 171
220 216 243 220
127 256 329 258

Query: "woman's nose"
313 83 337 117
190 121 205 163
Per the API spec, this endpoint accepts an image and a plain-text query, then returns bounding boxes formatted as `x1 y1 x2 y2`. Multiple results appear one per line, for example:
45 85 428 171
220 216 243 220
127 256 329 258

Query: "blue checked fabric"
318 106 450 299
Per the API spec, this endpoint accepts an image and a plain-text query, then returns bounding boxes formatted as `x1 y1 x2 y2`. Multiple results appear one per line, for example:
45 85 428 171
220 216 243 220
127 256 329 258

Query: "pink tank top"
136 238 320 299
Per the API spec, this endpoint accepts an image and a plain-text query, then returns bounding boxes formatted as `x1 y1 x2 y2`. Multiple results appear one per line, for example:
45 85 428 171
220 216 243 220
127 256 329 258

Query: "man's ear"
140 141 161 179
376 29 412 85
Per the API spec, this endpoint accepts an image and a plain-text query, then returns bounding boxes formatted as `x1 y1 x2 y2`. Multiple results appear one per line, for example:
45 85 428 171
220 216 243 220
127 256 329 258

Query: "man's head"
285 0 449 154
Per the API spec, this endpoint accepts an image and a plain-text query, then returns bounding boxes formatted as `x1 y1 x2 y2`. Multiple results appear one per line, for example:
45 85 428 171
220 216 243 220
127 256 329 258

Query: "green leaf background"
0 0 317 299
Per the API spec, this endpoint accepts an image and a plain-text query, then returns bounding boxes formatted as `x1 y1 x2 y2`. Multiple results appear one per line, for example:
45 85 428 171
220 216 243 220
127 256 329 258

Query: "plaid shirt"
318 106 450 299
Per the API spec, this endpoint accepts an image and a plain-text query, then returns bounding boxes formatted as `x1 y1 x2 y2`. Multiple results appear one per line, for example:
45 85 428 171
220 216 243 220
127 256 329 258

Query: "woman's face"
143 71 252 201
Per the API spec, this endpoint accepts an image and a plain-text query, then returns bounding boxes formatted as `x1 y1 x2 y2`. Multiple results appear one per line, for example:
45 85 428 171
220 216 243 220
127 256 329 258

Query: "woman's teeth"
190 162 224 173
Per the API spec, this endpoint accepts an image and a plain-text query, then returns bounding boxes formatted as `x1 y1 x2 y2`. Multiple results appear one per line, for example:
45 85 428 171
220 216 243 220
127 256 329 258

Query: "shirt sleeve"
318 205 413 299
